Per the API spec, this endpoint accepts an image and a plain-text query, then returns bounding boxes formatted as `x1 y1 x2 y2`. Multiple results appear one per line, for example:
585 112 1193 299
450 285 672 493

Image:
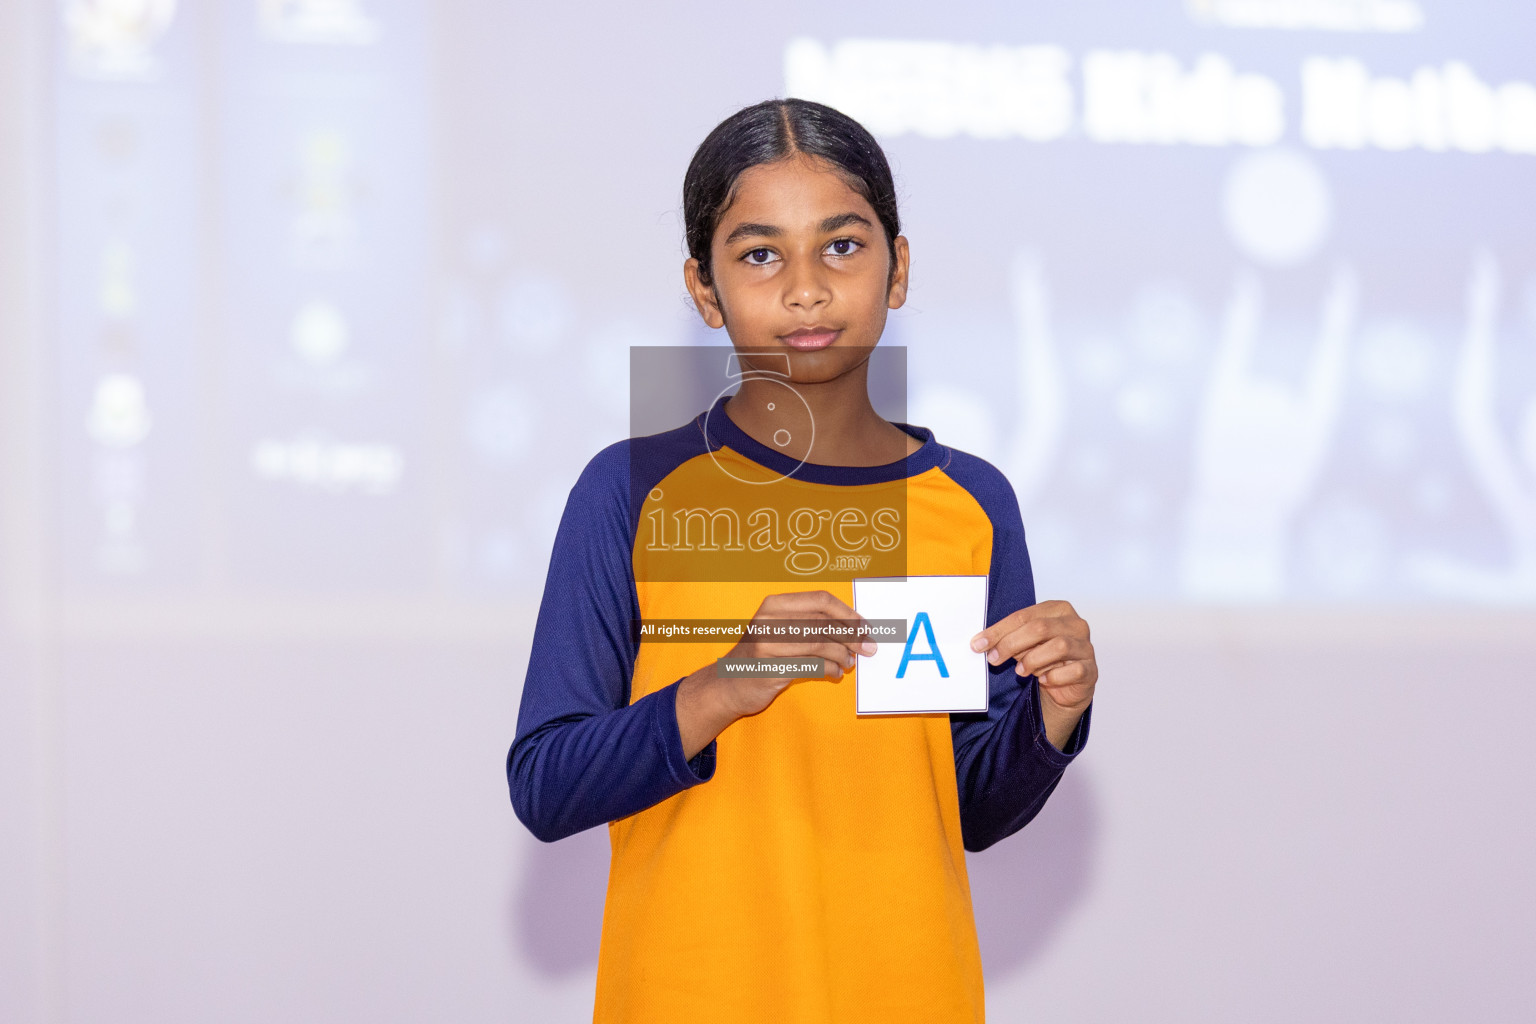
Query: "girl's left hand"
969 599 1098 719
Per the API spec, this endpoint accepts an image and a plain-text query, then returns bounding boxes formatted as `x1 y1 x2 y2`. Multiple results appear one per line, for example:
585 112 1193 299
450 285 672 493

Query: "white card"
853 575 990 715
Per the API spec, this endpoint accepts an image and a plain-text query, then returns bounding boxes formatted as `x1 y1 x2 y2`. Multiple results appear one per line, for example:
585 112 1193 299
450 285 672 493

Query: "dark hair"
683 98 900 287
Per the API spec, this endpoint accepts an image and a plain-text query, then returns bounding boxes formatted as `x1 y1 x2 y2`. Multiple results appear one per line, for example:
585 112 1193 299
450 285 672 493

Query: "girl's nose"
783 259 832 312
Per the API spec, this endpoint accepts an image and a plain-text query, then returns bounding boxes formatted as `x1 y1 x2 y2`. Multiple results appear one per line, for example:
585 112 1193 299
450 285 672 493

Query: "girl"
509 98 1098 1023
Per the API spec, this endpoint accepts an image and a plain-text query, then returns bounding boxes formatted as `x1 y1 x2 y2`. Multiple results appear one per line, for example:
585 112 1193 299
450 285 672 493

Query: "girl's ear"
683 257 727 329
886 235 911 310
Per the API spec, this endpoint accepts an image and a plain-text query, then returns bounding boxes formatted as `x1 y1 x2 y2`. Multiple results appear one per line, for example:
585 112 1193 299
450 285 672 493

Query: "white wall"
3 614 1529 1022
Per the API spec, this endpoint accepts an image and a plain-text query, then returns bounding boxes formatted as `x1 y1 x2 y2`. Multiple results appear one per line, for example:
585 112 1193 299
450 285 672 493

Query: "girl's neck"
723 363 920 468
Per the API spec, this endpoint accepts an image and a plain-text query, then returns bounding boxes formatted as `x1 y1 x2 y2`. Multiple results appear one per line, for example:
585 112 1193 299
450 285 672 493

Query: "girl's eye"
744 248 778 265
826 238 862 257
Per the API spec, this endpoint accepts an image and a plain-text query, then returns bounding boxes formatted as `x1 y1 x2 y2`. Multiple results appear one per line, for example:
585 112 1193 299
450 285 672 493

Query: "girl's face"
684 153 910 384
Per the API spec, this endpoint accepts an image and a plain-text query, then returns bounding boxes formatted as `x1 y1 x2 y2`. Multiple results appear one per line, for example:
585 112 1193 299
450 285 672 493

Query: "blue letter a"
896 612 949 679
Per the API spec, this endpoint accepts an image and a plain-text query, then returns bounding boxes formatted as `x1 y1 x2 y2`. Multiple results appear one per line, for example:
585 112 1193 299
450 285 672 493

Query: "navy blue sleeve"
942 450 1093 853
507 440 716 843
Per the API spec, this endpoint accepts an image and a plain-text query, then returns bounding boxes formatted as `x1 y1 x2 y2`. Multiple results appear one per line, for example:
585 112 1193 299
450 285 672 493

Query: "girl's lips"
781 329 841 350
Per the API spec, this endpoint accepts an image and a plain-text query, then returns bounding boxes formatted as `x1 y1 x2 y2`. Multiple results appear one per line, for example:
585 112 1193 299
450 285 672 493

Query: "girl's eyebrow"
722 211 874 246
817 211 873 234
723 222 780 244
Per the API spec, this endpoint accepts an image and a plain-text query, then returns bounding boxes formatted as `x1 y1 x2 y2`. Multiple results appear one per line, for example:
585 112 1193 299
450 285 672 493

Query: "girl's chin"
783 349 875 386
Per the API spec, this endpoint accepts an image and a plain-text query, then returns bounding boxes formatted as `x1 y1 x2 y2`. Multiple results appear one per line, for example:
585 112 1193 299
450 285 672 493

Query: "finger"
816 646 863 681
814 639 859 671
839 633 878 658
991 631 1073 671
757 628 875 660
764 589 860 623
977 612 1090 661
1009 634 1093 675
968 600 1080 652
1033 662 1097 713
1024 659 1093 686
982 617 1053 664
809 593 878 653
968 606 1038 652
982 617 1078 666
765 639 859 672
763 591 875 655
1029 636 1096 678
764 616 876 658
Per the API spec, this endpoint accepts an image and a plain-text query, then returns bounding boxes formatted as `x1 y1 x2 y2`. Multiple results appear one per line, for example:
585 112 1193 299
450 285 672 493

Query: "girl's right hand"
715 590 877 718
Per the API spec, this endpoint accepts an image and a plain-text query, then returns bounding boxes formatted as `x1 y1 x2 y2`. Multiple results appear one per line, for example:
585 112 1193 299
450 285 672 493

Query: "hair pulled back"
683 98 900 287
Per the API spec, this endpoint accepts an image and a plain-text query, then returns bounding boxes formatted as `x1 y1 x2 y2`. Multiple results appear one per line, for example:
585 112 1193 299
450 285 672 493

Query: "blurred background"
1 0 1532 1021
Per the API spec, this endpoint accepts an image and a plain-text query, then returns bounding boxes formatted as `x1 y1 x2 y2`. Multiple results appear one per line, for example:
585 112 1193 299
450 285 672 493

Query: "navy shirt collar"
695 393 942 486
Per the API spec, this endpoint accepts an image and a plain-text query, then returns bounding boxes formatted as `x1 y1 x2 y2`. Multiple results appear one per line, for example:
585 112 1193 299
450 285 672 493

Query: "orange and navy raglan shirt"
508 393 1092 1023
